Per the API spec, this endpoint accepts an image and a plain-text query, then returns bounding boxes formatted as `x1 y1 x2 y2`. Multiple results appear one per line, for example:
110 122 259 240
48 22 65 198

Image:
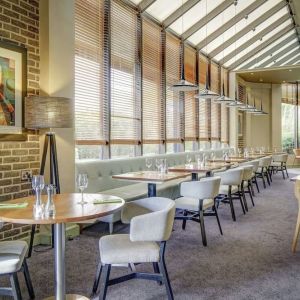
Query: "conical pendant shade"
214 83 235 103
239 93 255 111
226 89 244 107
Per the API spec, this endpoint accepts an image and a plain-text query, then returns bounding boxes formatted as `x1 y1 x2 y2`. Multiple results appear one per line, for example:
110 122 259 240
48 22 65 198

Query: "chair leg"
198 207 207 246
250 180 255 196
10 273 22 300
98 264 111 300
28 224 36 258
248 185 255 207
182 210 187 230
214 205 223 235
153 262 162 285
241 186 248 212
285 166 289 178
261 172 266 188
92 262 102 296
159 243 174 300
238 191 246 215
265 169 270 186
22 260 34 299
228 189 236 222
254 176 260 193
292 210 300 253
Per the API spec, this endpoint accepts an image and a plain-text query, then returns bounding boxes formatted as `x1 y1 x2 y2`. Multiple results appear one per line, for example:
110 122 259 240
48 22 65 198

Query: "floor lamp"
24 96 72 257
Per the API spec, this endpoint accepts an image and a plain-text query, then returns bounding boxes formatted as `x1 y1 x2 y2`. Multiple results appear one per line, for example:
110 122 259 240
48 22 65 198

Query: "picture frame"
238 112 243 137
0 40 27 141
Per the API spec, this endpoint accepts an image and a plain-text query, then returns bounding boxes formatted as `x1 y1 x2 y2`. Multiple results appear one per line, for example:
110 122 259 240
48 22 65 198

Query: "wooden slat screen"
221 67 229 143
75 0 108 145
282 83 297 104
184 45 198 141
110 0 141 144
238 83 246 103
142 18 164 144
166 33 183 144
198 53 210 141
210 62 220 141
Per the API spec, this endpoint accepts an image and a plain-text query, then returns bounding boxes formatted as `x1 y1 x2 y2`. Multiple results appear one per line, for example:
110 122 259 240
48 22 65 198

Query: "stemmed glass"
32 175 45 218
155 159 162 172
186 154 192 166
76 173 88 205
146 158 153 172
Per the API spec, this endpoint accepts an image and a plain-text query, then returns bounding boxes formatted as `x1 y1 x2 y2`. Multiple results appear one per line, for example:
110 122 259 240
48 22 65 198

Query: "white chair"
249 160 260 194
240 164 255 210
257 157 272 188
92 197 175 300
271 154 289 179
0 241 35 300
174 177 222 246
216 167 245 221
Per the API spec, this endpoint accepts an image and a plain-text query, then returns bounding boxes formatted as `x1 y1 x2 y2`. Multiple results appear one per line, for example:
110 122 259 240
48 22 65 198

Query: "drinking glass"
155 159 162 172
238 148 242 157
146 158 152 171
32 175 45 218
211 153 215 163
186 154 192 166
76 173 88 205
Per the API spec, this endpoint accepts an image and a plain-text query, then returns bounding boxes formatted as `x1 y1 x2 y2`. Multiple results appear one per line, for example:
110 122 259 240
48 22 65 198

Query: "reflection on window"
281 103 295 151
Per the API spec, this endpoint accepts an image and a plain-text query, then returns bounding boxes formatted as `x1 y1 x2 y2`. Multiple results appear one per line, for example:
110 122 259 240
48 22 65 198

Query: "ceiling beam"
220 14 290 64
181 0 233 40
139 0 156 12
286 55 300 65
273 48 300 66
239 33 296 70
228 24 294 70
164 0 201 28
196 0 267 49
258 41 299 68
209 1 287 58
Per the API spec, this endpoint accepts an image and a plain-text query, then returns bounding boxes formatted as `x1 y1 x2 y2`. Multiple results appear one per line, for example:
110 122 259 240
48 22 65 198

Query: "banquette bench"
76 148 229 233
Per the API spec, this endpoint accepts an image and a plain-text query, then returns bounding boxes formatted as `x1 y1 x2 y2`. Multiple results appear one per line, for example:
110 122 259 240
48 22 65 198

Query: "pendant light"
226 84 245 107
239 93 256 112
246 95 261 113
195 0 219 99
170 0 198 92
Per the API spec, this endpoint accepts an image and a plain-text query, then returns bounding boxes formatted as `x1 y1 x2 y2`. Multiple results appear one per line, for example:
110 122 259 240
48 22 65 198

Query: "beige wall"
40 0 75 192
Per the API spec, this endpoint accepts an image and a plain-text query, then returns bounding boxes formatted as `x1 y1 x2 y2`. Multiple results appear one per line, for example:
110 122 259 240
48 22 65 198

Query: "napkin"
93 198 123 204
0 202 28 209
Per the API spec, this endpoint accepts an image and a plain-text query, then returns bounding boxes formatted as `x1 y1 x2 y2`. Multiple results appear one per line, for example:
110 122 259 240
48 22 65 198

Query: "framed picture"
238 112 243 137
0 41 27 140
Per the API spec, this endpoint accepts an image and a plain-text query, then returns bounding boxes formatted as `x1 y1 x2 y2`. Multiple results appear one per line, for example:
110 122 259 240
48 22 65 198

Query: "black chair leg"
159 243 174 300
10 273 22 300
261 173 266 188
254 176 260 193
153 262 162 285
23 260 34 299
214 205 223 235
282 167 285 179
285 165 289 178
238 192 246 215
250 180 255 196
199 208 207 246
241 188 248 212
228 192 236 222
182 210 187 230
98 264 111 300
28 225 36 258
265 170 271 186
92 262 102 296
248 185 255 207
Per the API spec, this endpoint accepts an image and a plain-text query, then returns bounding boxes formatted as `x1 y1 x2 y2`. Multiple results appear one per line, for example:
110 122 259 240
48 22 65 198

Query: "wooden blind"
282 83 297 104
75 0 108 145
210 62 220 141
110 1 140 144
221 67 229 143
198 53 210 141
184 45 198 141
142 19 164 144
166 33 183 143
238 83 246 103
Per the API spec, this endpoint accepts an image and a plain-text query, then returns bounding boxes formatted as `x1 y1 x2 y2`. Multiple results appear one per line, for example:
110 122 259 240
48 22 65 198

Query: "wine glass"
76 173 88 205
155 159 162 172
146 158 152 172
186 154 192 166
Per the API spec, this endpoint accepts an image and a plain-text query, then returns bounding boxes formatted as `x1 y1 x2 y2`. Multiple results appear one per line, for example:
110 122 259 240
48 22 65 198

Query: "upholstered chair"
293 149 300 166
239 164 255 210
216 167 245 222
292 180 300 252
174 177 222 246
249 160 260 193
92 197 176 300
271 154 289 179
0 241 35 300
257 157 272 188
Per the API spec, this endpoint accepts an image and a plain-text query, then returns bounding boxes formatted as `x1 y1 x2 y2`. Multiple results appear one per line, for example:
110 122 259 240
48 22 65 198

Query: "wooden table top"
229 155 265 159
0 193 124 225
209 158 249 163
168 162 232 173
112 171 190 183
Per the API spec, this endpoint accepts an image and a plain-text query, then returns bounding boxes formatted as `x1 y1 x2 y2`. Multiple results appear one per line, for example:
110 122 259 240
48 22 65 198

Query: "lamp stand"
28 132 60 257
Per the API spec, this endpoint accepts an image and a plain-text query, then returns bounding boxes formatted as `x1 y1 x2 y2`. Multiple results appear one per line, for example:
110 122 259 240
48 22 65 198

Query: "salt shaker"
45 184 56 218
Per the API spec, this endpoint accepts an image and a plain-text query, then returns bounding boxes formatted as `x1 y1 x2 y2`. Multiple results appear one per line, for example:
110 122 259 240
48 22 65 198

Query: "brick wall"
0 0 40 240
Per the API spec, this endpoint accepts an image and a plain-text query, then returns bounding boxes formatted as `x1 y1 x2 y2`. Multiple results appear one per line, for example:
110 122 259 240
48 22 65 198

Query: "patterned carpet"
1 169 300 300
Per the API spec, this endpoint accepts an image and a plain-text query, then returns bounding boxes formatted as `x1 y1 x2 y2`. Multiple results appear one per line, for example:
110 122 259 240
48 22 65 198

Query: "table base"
44 294 89 300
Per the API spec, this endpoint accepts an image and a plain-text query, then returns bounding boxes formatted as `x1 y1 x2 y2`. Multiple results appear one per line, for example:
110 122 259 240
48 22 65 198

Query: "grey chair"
0 241 35 300
174 177 222 246
92 197 176 300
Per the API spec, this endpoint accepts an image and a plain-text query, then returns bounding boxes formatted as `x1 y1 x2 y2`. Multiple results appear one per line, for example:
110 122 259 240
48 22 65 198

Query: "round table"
0 193 124 300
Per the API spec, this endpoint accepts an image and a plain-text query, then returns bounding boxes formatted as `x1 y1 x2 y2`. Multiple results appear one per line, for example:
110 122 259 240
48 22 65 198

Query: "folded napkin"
0 202 28 209
93 198 123 204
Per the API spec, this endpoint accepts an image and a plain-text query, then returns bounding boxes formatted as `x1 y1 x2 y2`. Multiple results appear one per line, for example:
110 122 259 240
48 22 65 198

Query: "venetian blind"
184 45 198 141
110 1 141 144
221 67 229 143
142 19 164 144
166 33 183 143
238 83 246 103
210 62 221 141
75 0 108 145
198 53 210 141
282 83 297 104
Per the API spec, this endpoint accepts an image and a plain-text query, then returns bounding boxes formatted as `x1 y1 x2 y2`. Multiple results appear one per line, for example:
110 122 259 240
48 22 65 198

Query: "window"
142 19 164 155
110 1 140 158
166 33 184 153
220 67 229 145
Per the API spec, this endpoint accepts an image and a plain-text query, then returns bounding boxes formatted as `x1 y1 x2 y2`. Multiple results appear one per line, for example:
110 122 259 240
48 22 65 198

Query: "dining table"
112 171 190 197
0 193 125 300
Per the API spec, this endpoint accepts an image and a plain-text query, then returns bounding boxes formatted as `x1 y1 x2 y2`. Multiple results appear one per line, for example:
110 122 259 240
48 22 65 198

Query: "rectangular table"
209 158 249 163
112 171 190 197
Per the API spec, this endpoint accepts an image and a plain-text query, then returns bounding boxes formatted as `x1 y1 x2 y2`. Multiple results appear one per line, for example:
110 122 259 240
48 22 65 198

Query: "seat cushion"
271 162 282 167
0 241 27 275
175 197 214 211
100 234 160 264
219 185 239 195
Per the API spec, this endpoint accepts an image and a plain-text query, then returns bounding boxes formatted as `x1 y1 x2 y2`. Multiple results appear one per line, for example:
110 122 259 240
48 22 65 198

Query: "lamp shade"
25 96 72 129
